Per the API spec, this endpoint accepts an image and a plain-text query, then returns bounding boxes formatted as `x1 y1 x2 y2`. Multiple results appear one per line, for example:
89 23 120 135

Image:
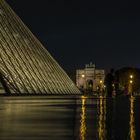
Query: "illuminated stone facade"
76 62 105 92
0 0 81 94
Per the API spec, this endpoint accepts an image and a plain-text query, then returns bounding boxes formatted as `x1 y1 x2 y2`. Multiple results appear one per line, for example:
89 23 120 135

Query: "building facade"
76 62 105 92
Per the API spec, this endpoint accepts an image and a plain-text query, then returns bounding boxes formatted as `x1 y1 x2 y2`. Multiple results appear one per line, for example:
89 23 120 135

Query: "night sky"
6 0 140 74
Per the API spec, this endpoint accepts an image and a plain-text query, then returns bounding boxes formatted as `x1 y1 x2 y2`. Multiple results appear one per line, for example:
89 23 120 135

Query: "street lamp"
130 75 133 79
81 74 85 78
99 80 103 95
129 74 133 96
100 80 103 84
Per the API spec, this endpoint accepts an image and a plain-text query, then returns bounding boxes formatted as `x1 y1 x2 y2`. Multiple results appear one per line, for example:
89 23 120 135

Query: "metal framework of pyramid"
0 0 81 94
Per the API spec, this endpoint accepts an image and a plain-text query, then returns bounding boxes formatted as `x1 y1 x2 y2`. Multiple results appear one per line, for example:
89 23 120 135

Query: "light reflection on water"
78 96 137 140
129 96 135 140
97 96 106 140
79 96 107 140
0 96 139 140
79 96 87 140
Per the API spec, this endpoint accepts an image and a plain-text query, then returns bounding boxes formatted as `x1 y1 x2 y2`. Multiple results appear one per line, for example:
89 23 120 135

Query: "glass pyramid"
0 0 81 94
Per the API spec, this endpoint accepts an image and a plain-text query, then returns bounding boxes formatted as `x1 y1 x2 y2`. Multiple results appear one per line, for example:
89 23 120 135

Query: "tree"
115 67 140 93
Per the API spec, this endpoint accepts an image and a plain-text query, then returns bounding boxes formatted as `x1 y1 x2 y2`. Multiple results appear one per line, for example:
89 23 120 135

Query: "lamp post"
129 75 133 96
99 80 103 95
130 75 133 79
81 74 85 93
82 74 85 78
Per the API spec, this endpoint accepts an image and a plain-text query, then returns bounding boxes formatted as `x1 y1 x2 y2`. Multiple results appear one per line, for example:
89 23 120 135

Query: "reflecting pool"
0 96 139 140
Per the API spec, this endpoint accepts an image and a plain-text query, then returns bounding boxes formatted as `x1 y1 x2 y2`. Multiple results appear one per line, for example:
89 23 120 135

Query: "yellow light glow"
80 96 86 140
100 80 103 84
98 96 106 139
130 80 133 84
130 75 133 79
129 96 135 140
81 74 85 78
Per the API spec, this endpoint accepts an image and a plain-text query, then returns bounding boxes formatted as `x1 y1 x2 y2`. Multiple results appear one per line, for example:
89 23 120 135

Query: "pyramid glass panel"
0 0 81 94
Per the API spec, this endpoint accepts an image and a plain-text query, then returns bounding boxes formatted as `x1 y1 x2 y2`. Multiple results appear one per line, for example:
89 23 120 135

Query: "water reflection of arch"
76 96 107 140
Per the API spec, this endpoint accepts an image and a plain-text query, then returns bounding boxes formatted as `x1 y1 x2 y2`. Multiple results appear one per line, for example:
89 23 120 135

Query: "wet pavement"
0 96 139 140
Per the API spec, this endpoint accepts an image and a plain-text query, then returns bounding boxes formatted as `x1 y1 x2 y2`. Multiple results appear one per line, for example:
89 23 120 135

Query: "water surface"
0 96 139 140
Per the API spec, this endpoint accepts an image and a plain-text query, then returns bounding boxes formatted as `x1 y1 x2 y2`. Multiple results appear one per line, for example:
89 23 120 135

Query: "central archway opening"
86 80 93 92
